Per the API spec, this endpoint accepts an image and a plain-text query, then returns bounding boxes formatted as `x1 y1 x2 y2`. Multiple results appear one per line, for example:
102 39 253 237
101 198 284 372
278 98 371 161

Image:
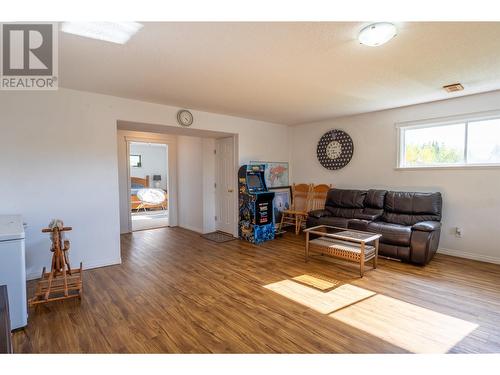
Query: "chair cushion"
367 221 412 246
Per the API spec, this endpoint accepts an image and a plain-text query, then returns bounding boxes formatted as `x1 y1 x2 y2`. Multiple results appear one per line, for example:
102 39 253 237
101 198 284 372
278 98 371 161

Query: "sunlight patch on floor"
264 275 478 353
292 274 343 291
329 293 478 353
264 279 375 314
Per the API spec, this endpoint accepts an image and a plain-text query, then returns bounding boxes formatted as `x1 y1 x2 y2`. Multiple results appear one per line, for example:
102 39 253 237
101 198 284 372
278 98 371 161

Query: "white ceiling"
60 22 500 125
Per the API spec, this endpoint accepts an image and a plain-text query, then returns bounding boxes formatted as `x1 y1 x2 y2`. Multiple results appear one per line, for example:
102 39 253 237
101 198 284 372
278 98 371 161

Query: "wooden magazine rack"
29 225 83 306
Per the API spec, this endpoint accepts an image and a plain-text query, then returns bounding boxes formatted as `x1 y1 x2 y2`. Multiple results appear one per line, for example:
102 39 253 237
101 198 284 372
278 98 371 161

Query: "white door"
215 137 235 235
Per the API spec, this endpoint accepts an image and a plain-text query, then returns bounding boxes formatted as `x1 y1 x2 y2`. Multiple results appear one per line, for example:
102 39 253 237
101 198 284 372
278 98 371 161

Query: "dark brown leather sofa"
306 188 443 265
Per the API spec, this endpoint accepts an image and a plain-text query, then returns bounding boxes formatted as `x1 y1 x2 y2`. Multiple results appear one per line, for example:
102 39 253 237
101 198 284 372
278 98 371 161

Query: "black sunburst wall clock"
316 129 354 170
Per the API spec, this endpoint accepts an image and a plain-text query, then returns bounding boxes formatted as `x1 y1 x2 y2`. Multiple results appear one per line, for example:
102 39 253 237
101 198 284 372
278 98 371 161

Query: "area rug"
201 231 236 243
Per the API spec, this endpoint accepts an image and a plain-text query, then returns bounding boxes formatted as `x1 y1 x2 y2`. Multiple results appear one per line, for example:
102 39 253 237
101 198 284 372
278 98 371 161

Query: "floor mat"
201 231 236 243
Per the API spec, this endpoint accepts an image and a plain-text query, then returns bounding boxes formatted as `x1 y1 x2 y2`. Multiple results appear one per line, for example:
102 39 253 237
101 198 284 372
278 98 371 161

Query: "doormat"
201 231 236 243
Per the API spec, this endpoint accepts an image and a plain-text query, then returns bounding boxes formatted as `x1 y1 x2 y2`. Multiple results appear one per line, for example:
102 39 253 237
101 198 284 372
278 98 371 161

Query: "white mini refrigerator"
0 215 28 330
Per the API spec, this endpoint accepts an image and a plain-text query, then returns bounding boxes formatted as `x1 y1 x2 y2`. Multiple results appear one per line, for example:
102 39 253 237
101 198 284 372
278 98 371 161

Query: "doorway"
117 122 238 237
129 141 169 231
215 136 236 235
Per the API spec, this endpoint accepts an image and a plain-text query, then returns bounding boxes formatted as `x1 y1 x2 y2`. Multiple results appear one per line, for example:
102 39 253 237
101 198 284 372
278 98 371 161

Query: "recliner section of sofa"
306 188 443 265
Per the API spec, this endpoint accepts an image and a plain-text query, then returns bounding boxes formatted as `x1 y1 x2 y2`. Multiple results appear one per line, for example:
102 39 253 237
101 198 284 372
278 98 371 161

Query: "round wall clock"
177 109 194 127
316 129 354 170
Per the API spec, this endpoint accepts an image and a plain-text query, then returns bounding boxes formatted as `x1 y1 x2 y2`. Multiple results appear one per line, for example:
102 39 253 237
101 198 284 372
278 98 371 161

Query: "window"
398 112 500 168
130 154 142 168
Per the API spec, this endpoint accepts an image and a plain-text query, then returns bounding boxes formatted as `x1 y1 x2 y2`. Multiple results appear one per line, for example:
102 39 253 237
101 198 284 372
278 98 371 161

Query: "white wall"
291 90 500 264
0 88 290 279
202 138 216 234
177 136 204 233
176 136 217 234
129 143 168 190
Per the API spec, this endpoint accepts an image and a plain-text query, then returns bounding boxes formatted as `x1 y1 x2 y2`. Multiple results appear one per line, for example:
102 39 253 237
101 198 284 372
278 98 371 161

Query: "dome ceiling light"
358 22 397 47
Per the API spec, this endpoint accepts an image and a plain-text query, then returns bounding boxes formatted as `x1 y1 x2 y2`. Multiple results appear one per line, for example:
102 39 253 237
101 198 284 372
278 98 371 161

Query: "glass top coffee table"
303 225 382 277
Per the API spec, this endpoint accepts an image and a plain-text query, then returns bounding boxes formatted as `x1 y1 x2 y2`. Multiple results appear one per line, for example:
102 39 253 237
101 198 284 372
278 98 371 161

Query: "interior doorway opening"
117 121 238 237
129 141 169 231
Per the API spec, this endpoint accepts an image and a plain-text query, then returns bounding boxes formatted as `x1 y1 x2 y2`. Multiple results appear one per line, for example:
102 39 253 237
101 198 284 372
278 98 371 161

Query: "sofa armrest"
412 221 441 232
308 209 331 219
355 213 381 221
410 221 442 264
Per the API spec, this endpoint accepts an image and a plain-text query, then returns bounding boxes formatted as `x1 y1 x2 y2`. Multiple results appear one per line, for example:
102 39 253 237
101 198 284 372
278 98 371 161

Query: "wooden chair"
308 184 333 212
279 183 312 235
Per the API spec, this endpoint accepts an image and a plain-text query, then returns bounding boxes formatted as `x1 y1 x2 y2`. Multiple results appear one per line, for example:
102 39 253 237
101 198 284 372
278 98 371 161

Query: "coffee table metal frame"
303 225 382 277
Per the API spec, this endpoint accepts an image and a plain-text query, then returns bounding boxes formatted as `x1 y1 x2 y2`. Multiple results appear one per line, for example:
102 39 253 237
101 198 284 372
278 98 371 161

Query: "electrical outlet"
455 227 463 238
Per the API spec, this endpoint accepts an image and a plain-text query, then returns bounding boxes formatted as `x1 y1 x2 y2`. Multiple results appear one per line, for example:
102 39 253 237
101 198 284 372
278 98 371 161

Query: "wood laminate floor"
13 227 500 353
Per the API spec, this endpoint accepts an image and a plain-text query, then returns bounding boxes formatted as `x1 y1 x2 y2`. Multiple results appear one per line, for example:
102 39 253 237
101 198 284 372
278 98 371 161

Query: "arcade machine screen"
247 174 263 191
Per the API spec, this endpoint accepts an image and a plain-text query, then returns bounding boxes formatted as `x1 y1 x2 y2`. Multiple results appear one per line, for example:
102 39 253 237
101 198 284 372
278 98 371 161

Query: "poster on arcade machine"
249 161 289 188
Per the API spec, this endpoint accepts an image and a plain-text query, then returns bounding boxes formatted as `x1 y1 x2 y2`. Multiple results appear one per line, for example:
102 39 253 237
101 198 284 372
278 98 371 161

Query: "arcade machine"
238 164 275 244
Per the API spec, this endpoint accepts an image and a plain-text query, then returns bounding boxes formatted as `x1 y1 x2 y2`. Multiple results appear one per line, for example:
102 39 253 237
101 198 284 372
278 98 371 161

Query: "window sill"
395 164 500 171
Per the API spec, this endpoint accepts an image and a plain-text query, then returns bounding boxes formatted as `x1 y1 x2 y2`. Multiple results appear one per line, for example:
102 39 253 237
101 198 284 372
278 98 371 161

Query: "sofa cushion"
365 189 387 209
348 219 370 232
355 212 381 221
308 209 331 219
321 216 349 228
325 189 367 209
367 221 412 246
382 191 442 226
353 189 387 221
324 189 367 219
306 215 349 229
378 243 410 262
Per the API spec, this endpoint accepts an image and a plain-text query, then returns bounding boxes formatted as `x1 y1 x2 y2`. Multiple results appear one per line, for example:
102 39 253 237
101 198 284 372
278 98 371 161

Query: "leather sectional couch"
306 188 443 265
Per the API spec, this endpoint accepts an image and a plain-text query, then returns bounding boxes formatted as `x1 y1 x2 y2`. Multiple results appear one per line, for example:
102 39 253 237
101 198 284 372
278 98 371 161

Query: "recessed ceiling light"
358 22 397 47
61 22 143 44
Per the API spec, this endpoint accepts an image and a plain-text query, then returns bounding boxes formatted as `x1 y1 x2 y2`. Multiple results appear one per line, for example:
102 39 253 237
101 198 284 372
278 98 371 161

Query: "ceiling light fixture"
443 83 464 93
358 22 397 47
61 22 143 44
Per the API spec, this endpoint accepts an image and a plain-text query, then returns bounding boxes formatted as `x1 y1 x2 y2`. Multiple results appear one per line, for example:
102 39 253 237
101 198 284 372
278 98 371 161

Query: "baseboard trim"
178 224 203 234
437 247 500 265
26 257 122 281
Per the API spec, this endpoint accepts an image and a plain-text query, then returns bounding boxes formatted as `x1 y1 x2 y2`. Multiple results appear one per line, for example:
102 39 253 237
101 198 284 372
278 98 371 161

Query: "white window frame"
396 109 500 170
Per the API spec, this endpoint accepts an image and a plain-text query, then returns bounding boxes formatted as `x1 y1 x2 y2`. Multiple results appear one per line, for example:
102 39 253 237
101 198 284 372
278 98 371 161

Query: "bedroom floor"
131 210 169 231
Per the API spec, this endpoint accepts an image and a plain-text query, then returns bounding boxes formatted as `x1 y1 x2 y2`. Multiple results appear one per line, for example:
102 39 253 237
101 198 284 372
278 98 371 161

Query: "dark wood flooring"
12 227 500 353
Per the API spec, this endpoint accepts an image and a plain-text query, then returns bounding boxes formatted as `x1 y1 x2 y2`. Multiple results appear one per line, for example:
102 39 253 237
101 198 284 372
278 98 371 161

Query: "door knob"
228 188 234 193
